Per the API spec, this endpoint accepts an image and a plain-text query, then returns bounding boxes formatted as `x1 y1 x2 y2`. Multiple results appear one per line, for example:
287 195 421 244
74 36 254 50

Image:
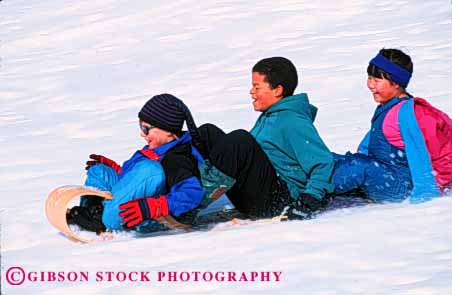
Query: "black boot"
67 197 106 234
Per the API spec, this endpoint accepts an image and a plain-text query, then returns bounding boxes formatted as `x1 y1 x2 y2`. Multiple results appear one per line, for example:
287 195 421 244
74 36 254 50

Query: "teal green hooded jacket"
250 93 334 201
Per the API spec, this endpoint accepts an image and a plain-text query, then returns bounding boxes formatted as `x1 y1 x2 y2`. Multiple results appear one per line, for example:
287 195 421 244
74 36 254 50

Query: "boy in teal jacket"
250 92 334 202
199 57 334 219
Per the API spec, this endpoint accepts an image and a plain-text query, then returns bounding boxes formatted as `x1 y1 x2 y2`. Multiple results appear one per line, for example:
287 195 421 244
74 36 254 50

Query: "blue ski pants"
81 161 168 232
333 152 412 202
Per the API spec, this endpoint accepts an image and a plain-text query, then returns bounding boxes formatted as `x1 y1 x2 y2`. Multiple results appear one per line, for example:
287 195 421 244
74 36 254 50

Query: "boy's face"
139 121 176 149
367 76 403 104
250 72 283 112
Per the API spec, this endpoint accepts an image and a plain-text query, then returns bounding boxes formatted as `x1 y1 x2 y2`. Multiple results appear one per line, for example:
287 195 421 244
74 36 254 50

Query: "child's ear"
274 85 284 98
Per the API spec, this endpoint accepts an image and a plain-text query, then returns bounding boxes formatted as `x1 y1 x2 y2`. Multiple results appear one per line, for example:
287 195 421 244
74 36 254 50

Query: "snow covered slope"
1 0 451 294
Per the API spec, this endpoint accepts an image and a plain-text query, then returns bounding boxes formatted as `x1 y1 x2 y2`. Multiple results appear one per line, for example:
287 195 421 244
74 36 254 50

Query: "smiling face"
367 76 406 104
249 72 284 112
139 121 176 149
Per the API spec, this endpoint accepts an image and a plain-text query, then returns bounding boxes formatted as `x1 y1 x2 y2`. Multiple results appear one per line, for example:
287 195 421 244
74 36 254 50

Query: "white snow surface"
1 0 452 294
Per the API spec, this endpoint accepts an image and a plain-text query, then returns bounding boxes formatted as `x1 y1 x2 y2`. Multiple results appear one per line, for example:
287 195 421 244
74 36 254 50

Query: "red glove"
118 196 169 228
85 154 122 174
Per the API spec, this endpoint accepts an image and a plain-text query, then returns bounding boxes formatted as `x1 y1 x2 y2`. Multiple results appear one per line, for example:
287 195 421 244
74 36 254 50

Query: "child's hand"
118 196 169 228
285 193 323 220
85 154 122 174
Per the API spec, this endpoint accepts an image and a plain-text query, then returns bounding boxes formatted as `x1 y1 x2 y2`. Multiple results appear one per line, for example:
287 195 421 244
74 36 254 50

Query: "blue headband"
369 53 412 88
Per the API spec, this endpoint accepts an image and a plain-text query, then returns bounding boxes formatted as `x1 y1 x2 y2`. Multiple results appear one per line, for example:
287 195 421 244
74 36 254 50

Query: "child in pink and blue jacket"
333 48 452 203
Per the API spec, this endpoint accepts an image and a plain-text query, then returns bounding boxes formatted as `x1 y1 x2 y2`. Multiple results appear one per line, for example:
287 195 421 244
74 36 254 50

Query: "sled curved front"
45 185 112 243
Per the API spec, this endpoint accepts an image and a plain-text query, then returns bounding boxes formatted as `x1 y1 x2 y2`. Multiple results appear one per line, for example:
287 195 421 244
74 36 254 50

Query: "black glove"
286 193 323 220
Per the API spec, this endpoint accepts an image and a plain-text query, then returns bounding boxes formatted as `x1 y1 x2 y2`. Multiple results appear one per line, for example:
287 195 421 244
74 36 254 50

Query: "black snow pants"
198 123 292 217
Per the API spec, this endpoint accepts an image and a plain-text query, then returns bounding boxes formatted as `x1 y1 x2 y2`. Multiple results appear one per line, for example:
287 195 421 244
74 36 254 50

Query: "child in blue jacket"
333 48 452 203
67 94 205 233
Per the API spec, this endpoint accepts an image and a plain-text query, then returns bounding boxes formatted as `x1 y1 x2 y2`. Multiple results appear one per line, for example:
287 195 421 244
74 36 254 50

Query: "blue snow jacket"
89 132 204 230
122 132 204 214
357 98 440 202
250 93 334 201
334 98 413 202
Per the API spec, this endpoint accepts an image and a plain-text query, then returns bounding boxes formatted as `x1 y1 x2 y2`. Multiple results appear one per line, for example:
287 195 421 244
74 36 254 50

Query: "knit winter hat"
139 93 186 134
138 93 208 157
